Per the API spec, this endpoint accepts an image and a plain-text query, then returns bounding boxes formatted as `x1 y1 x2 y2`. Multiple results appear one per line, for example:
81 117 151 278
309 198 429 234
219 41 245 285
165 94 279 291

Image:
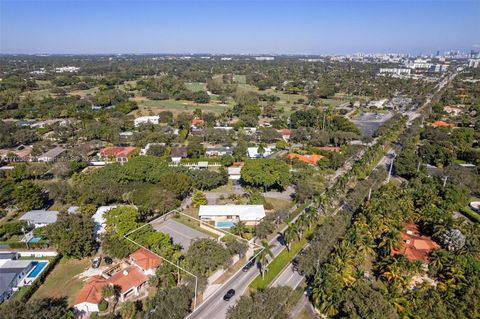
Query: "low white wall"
16 251 58 258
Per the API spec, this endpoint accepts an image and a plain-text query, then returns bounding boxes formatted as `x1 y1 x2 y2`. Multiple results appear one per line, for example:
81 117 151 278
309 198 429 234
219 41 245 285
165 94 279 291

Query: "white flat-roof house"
19 210 59 228
247 147 273 159
134 116 160 127
227 167 242 180
92 206 117 235
198 205 265 226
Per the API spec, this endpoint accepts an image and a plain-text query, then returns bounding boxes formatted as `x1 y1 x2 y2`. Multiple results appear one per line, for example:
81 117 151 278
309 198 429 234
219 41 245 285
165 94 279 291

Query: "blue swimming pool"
28 236 43 243
216 220 236 228
27 261 48 278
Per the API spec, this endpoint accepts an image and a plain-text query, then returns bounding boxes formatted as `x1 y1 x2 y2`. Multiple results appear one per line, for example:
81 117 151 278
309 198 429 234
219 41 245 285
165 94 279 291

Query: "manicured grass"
31 257 90 306
234 75 246 84
185 82 207 92
68 87 98 97
265 197 295 212
249 237 307 290
137 99 228 114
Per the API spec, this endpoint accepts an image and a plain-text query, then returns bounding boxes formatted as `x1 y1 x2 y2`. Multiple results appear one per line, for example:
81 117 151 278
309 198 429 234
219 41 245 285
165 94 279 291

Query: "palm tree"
256 240 275 279
378 229 401 256
283 223 299 251
231 221 247 238
101 284 120 313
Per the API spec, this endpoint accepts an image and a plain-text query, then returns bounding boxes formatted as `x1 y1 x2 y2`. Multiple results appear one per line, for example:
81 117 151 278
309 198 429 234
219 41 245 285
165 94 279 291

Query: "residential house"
119 131 134 139
37 147 65 162
244 127 257 135
73 275 107 313
0 145 33 162
99 146 137 163
431 120 455 128
0 260 35 303
107 265 148 302
198 204 265 227
170 147 187 163
134 116 160 127
443 106 463 116
277 129 291 141
287 153 324 165
392 223 440 263
227 166 241 181
92 206 117 235
19 210 59 228
206 147 233 157
191 119 204 126
247 146 273 159
129 248 161 276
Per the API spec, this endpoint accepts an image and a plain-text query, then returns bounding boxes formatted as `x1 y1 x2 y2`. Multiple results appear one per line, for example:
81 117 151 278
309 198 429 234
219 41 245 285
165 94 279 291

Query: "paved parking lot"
352 111 393 136
151 219 209 251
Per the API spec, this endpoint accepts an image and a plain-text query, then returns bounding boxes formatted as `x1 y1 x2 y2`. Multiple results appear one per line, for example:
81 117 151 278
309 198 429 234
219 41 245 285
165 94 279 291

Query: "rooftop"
199 204 265 222
39 147 65 159
19 210 59 224
130 248 161 271
288 153 324 164
74 275 107 305
100 146 137 158
392 223 440 263
107 265 148 294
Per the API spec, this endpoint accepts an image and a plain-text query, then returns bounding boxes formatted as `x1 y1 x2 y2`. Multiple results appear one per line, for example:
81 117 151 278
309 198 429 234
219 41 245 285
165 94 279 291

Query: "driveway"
151 219 209 251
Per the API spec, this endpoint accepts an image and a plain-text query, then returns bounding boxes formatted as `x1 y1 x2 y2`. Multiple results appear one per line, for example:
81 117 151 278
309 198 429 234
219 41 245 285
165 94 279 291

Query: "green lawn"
31 257 90 306
233 75 246 84
210 180 234 192
185 82 207 92
265 197 295 212
249 237 307 290
137 99 228 114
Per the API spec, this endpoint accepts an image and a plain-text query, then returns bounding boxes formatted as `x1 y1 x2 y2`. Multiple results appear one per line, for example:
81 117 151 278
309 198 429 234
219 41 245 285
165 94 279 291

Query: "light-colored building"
379 68 411 76
134 116 160 127
38 147 65 162
92 206 117 235
227 167 241 180
198 204 265 227
247 146 273 158
19 210 59 228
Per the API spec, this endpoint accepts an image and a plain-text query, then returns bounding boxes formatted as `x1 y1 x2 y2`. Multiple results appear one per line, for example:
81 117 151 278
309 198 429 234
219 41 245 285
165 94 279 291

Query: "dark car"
92 256 102 268
242 258 255 272
103 256 113 265
223 289 236 301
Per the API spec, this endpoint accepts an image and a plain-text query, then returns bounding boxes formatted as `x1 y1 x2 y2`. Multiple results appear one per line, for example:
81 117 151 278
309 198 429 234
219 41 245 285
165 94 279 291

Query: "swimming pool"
28 236 43 243
216 220 236 228
27 261 48 278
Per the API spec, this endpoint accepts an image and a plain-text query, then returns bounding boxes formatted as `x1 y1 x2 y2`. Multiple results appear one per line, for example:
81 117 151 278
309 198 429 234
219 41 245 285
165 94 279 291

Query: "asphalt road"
187 234 285 319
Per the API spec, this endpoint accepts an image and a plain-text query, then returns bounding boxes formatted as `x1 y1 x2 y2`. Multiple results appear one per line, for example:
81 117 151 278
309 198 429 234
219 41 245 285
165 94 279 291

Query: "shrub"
98 299 108 312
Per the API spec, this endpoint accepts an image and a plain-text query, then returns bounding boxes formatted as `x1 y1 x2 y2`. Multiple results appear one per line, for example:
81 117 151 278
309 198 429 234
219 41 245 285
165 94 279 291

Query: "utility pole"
417 160 421 173
443 176 448 188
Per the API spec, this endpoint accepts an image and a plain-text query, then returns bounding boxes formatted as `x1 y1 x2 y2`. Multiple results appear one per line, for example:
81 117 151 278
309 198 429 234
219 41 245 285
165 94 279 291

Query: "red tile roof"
431 120 454 128
392 223 440 263
74 275 107 305
288 153 324 164
130 248 161 271
100 146 137 158
277 129 291 136
107 266 148 294
192 119 204 125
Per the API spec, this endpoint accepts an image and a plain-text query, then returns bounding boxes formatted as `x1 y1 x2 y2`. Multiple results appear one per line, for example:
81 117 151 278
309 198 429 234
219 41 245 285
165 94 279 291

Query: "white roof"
198 205 265 222
227 167 241 175
247 147 272 158
92 206 117 234
19 210 58 224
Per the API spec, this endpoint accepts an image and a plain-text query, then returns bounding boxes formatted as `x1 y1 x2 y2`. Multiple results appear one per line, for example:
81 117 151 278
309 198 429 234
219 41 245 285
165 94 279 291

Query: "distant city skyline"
1 0 479 55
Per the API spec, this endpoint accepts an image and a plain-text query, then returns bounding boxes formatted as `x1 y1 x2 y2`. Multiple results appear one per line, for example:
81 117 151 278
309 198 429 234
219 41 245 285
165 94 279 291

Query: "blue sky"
1 0 479 54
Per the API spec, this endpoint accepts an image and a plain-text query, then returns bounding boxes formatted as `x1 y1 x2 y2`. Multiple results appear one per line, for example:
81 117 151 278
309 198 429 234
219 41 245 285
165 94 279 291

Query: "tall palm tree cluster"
309 180 480 319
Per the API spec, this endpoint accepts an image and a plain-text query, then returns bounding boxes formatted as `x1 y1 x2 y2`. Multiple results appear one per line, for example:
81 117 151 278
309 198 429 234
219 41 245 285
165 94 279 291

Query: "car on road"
92 256 102 268
242 257 255 272
223 289 236 301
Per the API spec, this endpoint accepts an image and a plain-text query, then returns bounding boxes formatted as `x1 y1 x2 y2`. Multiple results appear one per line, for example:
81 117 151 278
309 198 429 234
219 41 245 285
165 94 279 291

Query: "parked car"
103 256 113 265
223 289 236 301
92 256 102 268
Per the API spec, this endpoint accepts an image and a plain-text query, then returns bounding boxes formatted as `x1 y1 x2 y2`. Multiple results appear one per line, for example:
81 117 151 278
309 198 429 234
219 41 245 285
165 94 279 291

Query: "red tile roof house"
392 223 440 264
129 248 162 276
74 248 161 314
99 146 137 164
